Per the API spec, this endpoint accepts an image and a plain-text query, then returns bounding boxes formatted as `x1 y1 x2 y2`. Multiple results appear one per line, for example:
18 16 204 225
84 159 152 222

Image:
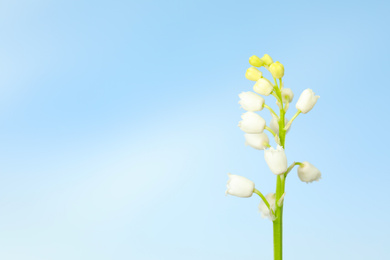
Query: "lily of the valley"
239 92 265 111
253 78 274 96
244 133 269 150
227 53 323 260
259 193 276 220
297 161 321 183
264 145 288 175
238 111 266 133
296 89 320 114
226 173 255 198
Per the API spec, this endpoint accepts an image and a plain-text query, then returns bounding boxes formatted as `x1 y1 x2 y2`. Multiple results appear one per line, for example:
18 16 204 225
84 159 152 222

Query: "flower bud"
238 92 265 111
281 88 294 103
296 89 320 114
297 162 321 183
264 145 288 175
249 55 264 67
238 112 266 133
269 114 289 135
258 193 276 220
269 62 284 79
226 173 255 198
253 78 274 96
245 67 263 81
244 133 269 150
261 54 273 66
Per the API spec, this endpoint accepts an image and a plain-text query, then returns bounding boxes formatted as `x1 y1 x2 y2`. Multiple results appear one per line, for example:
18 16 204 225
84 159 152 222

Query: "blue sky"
0 0 389 259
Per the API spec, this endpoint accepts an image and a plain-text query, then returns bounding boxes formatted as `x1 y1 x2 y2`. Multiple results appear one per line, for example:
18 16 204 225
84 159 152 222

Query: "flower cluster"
226 54 322 222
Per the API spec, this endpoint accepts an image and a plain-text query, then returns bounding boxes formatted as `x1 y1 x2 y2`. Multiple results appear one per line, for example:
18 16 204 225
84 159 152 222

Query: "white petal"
264 145 288 175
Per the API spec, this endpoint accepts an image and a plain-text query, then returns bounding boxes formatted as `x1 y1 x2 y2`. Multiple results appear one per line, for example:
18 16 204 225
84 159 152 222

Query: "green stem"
264 104 279 119
254 188 271 210
274 78 279 89
284 162 301 177
284 110 301 131
273 206 283 260
283 102 289 113
271 93 283 106
273 78 286 260
265 126 277 137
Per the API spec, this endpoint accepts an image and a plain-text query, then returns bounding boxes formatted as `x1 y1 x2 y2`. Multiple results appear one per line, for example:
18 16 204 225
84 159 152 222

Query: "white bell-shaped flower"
264 145 288 175
244 133 269 150
297 161 321 183
296 89 320 114
269 114 289 135
238 92 265 111
253 78 274 96
226 173 255 198
258 193 276 220
281 88 294 103
238 112 266 133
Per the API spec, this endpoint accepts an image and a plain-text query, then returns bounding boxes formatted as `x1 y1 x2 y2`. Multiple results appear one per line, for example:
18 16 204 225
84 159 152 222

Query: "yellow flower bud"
261 54 273 66
249 55 264 67
245 67 262 81
269 61 284 79
253 78 273 96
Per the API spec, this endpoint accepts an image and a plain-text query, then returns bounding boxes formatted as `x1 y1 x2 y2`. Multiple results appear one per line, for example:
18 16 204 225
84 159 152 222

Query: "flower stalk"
265 126 277 137
264 104 279 118
254 188 271 210
284 110 301 131
273 78 286 260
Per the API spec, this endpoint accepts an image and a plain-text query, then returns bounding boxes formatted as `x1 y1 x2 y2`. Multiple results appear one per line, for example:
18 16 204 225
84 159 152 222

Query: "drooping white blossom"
226 173 255 198
238 92 265 111
238 112 266 133
296 89 320 114
297 161 321 183
244 133 269 150
253 78 274 96
281 88 294 103
258 193 276 220
264 145 288 175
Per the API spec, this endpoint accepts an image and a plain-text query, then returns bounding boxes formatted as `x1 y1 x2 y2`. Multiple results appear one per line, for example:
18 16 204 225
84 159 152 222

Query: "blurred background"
0 0 389 259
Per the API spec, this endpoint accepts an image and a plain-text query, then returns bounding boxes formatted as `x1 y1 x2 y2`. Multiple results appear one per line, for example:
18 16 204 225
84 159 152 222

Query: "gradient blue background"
0 1 389 259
